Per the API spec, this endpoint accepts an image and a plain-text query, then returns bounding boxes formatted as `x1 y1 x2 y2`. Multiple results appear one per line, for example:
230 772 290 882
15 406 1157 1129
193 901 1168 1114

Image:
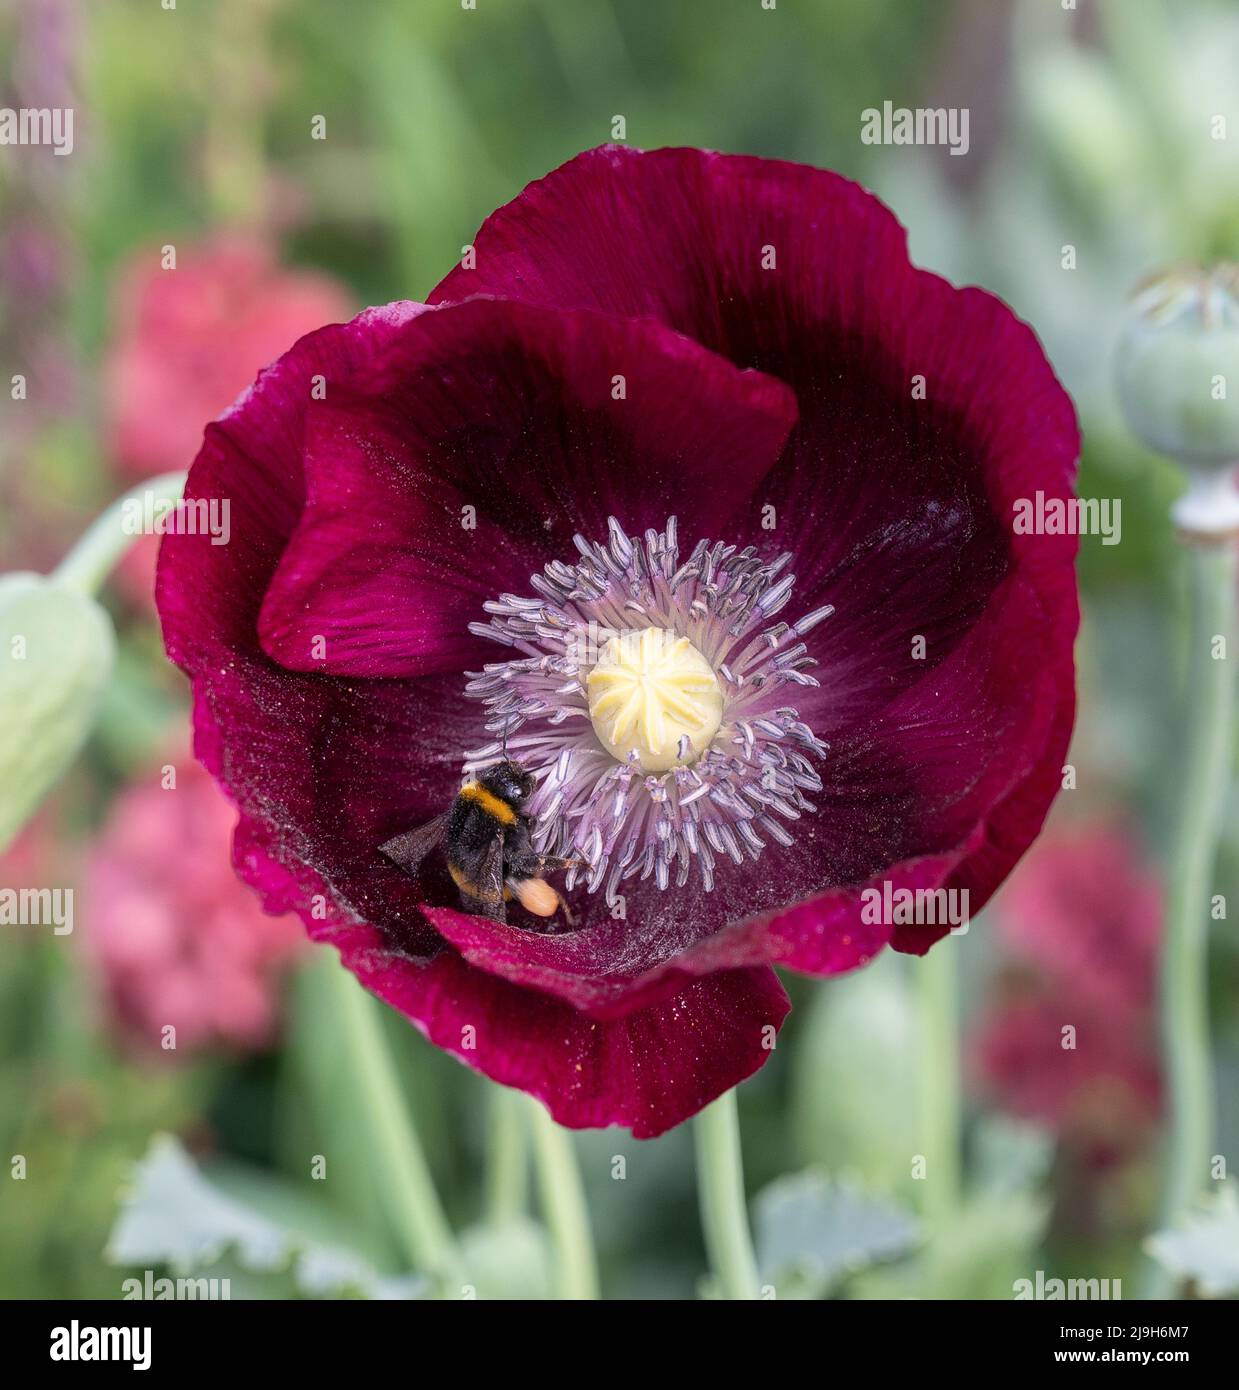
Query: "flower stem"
330 960 463 1291
52 472 187 597
693 1089 761 1300
1146 540 1236 1297
485 1084 529 1224
527 1099 599 1299
916 939 961 1233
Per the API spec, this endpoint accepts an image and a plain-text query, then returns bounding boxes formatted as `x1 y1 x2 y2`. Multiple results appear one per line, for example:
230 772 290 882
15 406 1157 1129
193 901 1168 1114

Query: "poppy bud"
0 574 115 851
1115 264 1239 537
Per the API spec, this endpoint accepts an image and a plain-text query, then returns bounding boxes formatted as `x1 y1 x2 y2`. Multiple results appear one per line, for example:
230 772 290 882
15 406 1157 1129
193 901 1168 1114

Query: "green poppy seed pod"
1115 265 1239 537
790 960 918 1195
0 573 115 852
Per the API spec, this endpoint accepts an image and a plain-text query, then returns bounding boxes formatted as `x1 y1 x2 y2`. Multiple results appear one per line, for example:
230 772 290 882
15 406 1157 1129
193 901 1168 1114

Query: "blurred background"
1 0 1237 1299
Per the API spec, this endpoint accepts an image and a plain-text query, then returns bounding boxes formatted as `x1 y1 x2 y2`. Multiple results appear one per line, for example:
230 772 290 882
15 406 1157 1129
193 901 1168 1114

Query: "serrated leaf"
972 1115 1055 1197
755 1170 919 1298
107 1134 426 1300
1146 1187 1239 1297
0 573 115 851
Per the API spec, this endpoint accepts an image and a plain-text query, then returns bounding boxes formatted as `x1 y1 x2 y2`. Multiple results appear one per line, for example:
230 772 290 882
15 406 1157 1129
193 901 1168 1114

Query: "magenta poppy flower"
157 147 1079 1136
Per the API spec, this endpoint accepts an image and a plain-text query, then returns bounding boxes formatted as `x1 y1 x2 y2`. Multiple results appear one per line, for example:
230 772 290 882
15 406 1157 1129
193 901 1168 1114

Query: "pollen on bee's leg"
464 517 833 898
512 877 560 917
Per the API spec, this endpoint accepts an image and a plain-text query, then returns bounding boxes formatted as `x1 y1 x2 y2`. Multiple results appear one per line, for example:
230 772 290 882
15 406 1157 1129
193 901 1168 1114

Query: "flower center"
464 517 832 900
586 627 724 772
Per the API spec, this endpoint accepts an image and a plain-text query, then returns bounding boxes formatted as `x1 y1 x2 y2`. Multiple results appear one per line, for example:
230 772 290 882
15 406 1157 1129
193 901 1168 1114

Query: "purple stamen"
463 517 832 901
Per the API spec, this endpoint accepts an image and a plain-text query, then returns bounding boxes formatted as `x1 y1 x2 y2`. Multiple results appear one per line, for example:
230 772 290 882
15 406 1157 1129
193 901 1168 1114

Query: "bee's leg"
510 815 585 874
537 854 586 873
535 856 586 925
506 825 583 926
551 887 576 927
504 844 583 879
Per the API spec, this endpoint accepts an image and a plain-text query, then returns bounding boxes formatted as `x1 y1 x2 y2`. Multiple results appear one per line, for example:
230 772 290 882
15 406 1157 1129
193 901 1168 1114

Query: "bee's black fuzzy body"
445 762 537 908
379 759 576 924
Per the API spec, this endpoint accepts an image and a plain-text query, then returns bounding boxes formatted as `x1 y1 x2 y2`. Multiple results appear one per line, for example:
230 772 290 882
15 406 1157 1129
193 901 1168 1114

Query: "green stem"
528 1100 599 1299
916 939 961 1233
52 472 187 597
693 1089 761 1300
485 1084 529 1224
329 961 463 1290
1146 541 1236 1297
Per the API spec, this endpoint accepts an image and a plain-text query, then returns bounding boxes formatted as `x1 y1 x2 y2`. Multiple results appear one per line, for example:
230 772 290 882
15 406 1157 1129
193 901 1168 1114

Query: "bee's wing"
465 829 508 923
379 813 450 874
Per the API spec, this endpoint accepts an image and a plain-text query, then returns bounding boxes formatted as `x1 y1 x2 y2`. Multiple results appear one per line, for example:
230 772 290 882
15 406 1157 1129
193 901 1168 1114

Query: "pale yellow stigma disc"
586 627 724 773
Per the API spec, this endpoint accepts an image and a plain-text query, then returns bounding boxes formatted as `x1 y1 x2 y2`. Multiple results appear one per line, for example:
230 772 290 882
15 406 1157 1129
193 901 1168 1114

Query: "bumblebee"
379 760 577 925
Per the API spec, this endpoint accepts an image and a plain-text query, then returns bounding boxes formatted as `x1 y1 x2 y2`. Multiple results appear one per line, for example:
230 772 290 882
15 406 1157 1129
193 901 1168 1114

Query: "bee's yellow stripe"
459 781 517 826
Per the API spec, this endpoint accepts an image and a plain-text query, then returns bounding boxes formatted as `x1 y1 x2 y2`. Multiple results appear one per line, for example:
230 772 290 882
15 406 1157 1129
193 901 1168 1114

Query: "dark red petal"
346 940 789 1138
258 298 796 677
432 146 912 338
158 304 459 957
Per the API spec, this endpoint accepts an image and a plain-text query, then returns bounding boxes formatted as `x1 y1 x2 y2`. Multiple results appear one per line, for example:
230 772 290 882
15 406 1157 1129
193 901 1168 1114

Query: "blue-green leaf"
755 1170 919 1298
1147 1186 1239 1297
107 1134 427 1300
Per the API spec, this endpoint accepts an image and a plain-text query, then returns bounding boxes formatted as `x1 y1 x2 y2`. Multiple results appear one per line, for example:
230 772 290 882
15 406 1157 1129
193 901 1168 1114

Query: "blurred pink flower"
997 825 1159 1017
975 998 1161 1163
106 235 353 480
0 809 67 893
970 823 1162 1163
84 757 305 1055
